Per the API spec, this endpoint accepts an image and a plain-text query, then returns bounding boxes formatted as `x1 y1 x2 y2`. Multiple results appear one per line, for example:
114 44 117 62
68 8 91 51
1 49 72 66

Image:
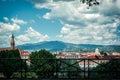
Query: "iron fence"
0 58 120 80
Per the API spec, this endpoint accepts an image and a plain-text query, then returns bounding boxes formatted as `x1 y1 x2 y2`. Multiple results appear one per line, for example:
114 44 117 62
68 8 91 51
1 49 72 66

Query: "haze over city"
0 0 120 48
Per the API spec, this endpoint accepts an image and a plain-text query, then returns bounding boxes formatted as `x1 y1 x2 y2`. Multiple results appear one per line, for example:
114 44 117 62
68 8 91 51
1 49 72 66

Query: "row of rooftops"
0 48 120 59
55 51 120 59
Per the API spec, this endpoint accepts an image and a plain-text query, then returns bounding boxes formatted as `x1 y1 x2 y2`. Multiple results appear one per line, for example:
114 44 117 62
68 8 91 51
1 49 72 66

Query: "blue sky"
0 0 120 47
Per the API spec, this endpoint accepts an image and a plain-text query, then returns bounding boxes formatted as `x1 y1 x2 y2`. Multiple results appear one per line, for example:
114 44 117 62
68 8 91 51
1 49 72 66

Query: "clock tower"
10 34 15 49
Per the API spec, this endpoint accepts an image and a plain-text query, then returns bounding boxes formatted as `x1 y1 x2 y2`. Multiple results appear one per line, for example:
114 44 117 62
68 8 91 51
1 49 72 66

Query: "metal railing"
0 58 120 79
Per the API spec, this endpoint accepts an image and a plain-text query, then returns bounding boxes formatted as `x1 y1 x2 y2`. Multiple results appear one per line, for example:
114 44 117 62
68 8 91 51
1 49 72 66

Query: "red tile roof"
18 49 30 56
0 48 13 51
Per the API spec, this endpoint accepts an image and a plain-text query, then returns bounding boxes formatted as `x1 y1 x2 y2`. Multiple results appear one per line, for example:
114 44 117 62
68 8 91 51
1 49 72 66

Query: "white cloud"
16 27 49 45
84 13 100 20
16 35 30 42
0 16 49 47
32 0 120 45
11 18 27 24
43 13 50 19
0 17 27 34
57 22 119 45
0 22 20 34
61 27 70 34
3 17 9 21
0 17 27 47
0 35 10 48
61 24 78 34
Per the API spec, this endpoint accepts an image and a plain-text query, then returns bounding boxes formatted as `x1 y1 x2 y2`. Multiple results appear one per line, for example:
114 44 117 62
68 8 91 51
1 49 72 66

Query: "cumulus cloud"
0 22 20 34
31 0 120 45
11 18 27 24
0 17 27 34
0 35 10 48
57 22 119 45
0 22 20 47
16 27 49 45
3 17 9 21
0 16 49 47
0 17 27 47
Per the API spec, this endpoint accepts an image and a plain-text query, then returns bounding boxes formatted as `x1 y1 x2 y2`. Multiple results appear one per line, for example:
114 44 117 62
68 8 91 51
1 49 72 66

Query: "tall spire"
10 34 15 49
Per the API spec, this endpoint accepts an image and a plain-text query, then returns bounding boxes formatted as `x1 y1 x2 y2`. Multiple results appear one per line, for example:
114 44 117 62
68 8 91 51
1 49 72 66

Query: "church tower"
10 34 15 49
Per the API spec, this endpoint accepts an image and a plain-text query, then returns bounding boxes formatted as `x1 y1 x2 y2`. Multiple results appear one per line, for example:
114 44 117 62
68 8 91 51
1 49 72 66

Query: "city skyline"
0 0 120 48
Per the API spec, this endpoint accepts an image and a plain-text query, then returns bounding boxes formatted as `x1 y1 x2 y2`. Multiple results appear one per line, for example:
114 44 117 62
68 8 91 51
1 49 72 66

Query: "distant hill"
16 41 120 52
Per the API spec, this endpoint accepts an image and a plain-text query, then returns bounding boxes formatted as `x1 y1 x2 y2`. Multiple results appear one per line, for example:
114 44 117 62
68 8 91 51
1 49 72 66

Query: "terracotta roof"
57 53 65 57
81 52 100 58
0 48 13 51
18 49 30 56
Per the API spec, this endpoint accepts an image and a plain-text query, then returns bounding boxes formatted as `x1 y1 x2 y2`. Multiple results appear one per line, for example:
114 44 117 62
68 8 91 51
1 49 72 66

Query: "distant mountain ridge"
16 41 120 52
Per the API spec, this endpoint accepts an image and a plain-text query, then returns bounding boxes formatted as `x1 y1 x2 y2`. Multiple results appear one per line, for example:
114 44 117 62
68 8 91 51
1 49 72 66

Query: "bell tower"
10 34 15 49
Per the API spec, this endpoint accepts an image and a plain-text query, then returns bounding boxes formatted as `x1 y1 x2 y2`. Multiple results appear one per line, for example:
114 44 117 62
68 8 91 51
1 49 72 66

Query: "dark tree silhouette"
91 59 120 79
0 49 25 78
80 0 99 6
30 49 56 78
100 51 108 56
61 60 81 78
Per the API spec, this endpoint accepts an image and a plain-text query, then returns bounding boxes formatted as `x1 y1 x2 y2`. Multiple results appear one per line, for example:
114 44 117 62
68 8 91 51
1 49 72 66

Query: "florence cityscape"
0 0 120 79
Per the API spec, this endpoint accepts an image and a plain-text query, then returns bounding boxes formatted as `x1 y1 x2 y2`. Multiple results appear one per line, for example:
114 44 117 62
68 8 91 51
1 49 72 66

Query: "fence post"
55 58 58 78
88 59 90 79
84 59 86 78
21 58 23 79
24 59 27 78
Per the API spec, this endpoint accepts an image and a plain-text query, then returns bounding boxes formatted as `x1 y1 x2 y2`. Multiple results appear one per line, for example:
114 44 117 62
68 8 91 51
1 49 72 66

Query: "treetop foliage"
80 0 99 6
30 49 56 59
0 49 24 78
30 49 56 78
92 59 120 79
0 49 21 58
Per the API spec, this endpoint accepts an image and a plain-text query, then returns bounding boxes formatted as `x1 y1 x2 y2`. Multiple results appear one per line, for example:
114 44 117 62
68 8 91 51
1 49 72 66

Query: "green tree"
0 49 25 78
80 0 99 6
59 59 81 78
30 49 56 78
11 72 38 78
100 51 107 56
91 59 120 79
66 60 81 78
